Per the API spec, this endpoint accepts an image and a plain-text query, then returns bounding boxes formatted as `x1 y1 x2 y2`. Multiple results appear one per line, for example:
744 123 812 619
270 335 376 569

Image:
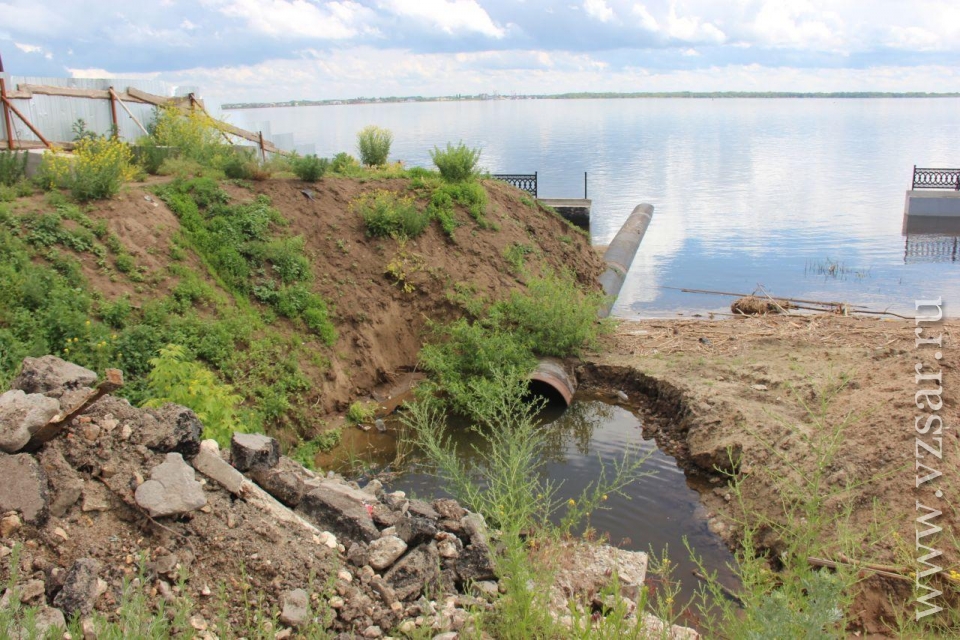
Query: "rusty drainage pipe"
598 203 654 318
530 357 577 406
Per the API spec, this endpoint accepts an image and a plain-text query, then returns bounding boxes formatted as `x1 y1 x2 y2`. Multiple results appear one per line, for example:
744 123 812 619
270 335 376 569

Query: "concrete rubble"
0 356 699 638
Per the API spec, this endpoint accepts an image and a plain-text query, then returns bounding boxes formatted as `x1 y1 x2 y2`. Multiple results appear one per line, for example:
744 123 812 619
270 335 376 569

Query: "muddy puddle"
320 393 740 616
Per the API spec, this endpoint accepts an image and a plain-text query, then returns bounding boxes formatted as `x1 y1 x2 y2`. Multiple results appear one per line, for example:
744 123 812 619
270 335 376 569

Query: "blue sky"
3 1 960 101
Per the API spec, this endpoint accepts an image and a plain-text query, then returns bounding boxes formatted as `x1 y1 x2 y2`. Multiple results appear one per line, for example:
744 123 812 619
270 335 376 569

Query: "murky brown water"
324 394 740 617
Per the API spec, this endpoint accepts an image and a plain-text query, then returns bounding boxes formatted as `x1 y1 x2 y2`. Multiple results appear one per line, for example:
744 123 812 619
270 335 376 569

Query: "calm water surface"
328 397 739 614
228 98 960 318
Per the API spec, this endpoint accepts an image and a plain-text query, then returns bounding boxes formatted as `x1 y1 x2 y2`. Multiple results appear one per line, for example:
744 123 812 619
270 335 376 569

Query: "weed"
503 242 535 273
430 141 482 182
494 269 609 358
70 135 137 201
143 344 249 447
331 152 361 175
291 428 342 470
346 400 377 425
354 190 429 239
0 149 27 186
292 154 331 182
384 238 425 293
356 125 393 166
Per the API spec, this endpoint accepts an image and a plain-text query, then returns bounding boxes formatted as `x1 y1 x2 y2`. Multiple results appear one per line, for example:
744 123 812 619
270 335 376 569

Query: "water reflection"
903 214 960 264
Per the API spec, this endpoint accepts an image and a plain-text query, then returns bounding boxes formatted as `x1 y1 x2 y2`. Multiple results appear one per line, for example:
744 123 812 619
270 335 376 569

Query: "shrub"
346 401 376 424
417 318 536 419
356 125 392 166
430 141 482 182
354 190 429 239
222 153 255 180
143 344 247 447
291 154 330 182
494 269 608 358
0 150 27 186
151 106 231 168
69 136 136 201
331 152 360 174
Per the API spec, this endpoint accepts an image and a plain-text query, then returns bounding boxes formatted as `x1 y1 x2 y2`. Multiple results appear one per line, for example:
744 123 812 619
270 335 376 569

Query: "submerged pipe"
530 357 577 406
598 203 654 318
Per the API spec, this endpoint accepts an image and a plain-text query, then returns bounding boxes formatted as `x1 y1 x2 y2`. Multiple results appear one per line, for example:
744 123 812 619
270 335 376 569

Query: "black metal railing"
493 172 537 197
912 166 960 190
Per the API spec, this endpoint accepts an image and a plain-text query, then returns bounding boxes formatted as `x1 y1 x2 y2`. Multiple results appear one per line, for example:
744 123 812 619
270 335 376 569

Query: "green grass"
353 190 430 240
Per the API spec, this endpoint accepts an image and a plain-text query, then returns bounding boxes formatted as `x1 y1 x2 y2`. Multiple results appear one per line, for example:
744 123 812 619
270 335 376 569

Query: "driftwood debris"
667 286 910 319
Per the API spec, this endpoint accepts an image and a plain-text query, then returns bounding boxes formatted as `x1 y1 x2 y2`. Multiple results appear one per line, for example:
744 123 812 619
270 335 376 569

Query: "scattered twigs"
808 556 912 582
664 286 868 309
691 569 744 606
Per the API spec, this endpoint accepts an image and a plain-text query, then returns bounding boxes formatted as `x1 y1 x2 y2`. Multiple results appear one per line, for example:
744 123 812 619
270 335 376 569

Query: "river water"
227 97 960 319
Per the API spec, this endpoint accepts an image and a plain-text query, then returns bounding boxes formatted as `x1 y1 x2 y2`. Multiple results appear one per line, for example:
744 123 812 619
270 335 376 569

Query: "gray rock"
394 514 438 546
299 487 379 543
53 558 101 618
0 453 49 525
455 544 496 583
249 457 308 507
383 542 441 602
135 453 207 517
0 390 60 453
38 448 83 518
11 356 97 397
460 513 488 546
383 491 408 512
407 499 439 520
192 440 245 495
230 433 280 472
279 588 309 628
142 405 204 458
367 536 408 571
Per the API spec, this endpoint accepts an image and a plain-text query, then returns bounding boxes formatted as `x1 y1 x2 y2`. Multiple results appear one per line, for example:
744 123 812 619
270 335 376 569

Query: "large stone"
249 457 309 507
38 448 83 518
383 542 441 602
143 405 204 458
52 558 101 618
455 543 496 583
135 453 207 518
433 498 466 521
298 487 379 543
394 514 438 546
0 390 60 453
0 453 49 525
230 433 280 472
192 440 244 494
11 356 97 398
28 607 66 638
366 536 408 571
550 542 648 612
406 499 439 521
279 588 309 628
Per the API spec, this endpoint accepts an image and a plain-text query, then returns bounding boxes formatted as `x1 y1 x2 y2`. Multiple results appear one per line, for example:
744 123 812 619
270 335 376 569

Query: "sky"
3 0 960 102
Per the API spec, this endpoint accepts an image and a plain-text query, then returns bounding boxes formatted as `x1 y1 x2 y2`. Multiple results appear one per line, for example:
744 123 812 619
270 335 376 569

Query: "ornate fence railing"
905 236 960 263
912 166 960 190
492 172 537 197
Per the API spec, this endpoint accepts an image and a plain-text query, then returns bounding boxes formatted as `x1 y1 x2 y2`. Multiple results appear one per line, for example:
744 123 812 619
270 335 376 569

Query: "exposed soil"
583 314 959 636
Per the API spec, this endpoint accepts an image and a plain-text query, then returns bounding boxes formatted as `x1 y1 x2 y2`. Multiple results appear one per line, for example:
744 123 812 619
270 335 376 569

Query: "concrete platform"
904 190 960 217
539 198 591 230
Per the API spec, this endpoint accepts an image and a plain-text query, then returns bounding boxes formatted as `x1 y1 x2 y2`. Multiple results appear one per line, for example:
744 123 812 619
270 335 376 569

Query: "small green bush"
143 344 247 447
0 150 28 186
430 141 482 182
354 190 429 239
291 428 342 470
346 401 376 424
291 154 330 182
356 125 392 167
494 269 608 358
222 153 256 180
331 152 360 175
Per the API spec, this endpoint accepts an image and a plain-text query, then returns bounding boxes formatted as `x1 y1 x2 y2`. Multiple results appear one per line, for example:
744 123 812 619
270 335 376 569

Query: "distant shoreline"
222 91 960 110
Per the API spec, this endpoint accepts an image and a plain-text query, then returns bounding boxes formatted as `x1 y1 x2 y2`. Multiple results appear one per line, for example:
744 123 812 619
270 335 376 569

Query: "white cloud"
380 0 505 38
665 5 725 44
632 4 658 32
14 42 44 54
209 0 371 39
584 0 614 23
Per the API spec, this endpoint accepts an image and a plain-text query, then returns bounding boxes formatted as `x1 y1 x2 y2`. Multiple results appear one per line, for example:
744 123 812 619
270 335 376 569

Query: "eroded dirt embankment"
583 315 959 635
